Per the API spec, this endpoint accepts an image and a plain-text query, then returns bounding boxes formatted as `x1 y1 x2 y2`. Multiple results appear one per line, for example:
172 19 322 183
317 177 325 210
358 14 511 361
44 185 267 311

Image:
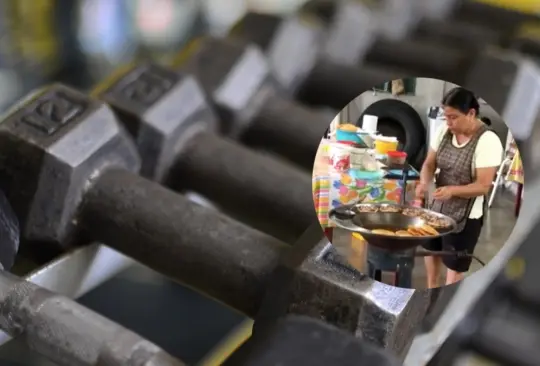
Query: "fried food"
421 224 439 236
407 225 438 237
371 229 396 236
402 208 422 217
338 123 358 132
421 213 450 228
407 227 425 237
395 230 413 237
356 205 379 213
429 217 450 228
380 205 401 213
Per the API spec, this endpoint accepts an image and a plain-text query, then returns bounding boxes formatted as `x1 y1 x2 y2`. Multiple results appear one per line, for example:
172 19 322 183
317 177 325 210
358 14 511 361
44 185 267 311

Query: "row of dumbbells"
0 1 538 365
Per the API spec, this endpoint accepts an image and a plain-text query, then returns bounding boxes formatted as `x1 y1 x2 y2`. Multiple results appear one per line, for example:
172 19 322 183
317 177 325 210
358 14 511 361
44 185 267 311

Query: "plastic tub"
374 136 399 155
336 129 363 144
387 150 407 166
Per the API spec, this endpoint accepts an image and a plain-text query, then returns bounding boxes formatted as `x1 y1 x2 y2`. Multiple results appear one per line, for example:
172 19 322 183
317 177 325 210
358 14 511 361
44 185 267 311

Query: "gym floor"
331 189 518 289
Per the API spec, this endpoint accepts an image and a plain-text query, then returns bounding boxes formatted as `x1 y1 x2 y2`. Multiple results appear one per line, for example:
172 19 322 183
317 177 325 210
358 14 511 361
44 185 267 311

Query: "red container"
387 150 407 166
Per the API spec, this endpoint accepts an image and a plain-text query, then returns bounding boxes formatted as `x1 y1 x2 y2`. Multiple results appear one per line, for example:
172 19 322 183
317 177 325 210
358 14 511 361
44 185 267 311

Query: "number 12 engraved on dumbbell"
20 91 86 135
115 65 177 106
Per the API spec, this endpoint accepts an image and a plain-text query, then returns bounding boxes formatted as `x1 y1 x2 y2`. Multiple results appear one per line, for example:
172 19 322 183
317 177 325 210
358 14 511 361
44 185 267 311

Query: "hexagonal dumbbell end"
256 239 431 361
230 12 323 95
0 85 141 247
171 37 331 170
95 63 219 182
0 188 19 271
171 36 275 137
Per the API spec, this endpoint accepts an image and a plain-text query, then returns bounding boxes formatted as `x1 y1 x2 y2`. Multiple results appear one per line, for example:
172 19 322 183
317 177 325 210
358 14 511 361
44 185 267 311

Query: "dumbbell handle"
80 169 288 316
173 131 314 237
0 271 183 366
246 93 329 170
299 60 406 110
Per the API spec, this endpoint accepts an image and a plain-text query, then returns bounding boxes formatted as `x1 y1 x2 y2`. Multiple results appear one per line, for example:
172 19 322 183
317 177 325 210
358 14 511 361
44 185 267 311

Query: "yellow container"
374 136 399 155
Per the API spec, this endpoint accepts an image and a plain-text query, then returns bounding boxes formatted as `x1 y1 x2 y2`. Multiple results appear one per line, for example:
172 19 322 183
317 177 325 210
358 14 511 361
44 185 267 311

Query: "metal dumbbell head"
170 36 330 170
0 188 19 271
228 11 404 110
93 63 219 182
301 0 378 66
229 11 323 96
0 85 140 246
94 62 314 241
255 226 431 361
0 84 287 303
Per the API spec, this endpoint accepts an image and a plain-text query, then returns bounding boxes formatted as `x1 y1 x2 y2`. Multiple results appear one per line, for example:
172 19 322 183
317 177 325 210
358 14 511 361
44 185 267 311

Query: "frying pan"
329 202 458 252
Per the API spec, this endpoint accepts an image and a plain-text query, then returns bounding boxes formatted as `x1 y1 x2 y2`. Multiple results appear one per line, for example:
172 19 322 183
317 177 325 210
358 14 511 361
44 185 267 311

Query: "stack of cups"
361 114 378 134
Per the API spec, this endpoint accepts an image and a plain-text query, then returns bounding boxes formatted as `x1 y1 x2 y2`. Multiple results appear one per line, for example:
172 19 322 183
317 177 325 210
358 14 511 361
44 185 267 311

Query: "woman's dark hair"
441 87 480 116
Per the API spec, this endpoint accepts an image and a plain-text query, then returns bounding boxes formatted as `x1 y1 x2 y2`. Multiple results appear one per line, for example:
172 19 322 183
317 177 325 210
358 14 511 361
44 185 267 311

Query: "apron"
430 124 489 233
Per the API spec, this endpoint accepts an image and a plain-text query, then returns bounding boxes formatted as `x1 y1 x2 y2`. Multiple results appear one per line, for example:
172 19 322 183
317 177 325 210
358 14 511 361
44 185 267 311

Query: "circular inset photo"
313 78 523 289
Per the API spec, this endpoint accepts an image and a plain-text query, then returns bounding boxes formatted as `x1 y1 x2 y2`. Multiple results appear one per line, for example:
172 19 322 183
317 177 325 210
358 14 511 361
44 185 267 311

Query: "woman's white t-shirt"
430 125 504 219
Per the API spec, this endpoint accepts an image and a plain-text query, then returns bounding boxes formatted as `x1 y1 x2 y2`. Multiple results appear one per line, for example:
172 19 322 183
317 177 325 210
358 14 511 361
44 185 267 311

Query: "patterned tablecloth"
313 156 418 229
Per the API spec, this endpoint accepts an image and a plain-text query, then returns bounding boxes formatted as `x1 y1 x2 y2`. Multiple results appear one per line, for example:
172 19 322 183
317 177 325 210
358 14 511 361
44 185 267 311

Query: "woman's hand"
415 183 427 199
433 186 454 201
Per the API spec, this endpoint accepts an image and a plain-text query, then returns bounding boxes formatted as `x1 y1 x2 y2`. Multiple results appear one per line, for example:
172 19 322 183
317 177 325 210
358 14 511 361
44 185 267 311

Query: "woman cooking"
416 87 503 288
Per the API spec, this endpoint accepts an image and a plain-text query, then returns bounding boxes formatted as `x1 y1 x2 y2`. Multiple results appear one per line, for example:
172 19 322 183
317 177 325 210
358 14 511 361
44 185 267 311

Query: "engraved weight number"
20 92 85 135
119 66 177 106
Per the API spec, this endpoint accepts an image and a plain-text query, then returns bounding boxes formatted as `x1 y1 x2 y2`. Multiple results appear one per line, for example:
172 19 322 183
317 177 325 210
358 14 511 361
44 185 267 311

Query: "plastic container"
329 143 352 171
374 136 399 155
387 150 407 166
361 114 378 133
357 131 374 147
349 148 367 169
336 129 363 144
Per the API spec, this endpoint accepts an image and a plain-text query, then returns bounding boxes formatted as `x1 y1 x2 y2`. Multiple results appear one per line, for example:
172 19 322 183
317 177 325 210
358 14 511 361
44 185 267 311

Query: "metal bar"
0 244 135 347
0 271 184 366
0 192 216 348
80 169 288 317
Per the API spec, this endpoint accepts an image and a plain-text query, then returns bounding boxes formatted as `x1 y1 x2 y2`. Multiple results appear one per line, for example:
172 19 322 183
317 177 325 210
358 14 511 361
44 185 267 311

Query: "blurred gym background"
0 0 308 111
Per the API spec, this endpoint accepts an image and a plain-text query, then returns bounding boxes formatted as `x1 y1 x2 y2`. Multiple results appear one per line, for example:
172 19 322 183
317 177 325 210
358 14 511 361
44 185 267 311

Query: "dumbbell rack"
0 1 539 365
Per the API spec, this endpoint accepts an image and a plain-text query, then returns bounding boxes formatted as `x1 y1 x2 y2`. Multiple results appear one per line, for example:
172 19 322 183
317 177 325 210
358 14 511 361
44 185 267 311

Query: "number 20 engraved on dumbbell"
19 91 86 135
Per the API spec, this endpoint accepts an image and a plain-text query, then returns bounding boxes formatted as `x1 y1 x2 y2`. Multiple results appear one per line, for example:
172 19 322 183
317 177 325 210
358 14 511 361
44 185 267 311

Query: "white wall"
342 78 445 127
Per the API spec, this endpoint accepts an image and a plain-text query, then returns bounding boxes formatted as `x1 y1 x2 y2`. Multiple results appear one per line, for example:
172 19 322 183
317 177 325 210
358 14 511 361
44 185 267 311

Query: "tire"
358 99 426 165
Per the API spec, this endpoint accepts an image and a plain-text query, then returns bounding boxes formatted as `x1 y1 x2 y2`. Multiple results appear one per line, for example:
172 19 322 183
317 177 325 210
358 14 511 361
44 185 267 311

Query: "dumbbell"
225 1 536 111
0 87 432 358
90 63 314 242
169 36 332 170
227 11 405 111
0 186 183 366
